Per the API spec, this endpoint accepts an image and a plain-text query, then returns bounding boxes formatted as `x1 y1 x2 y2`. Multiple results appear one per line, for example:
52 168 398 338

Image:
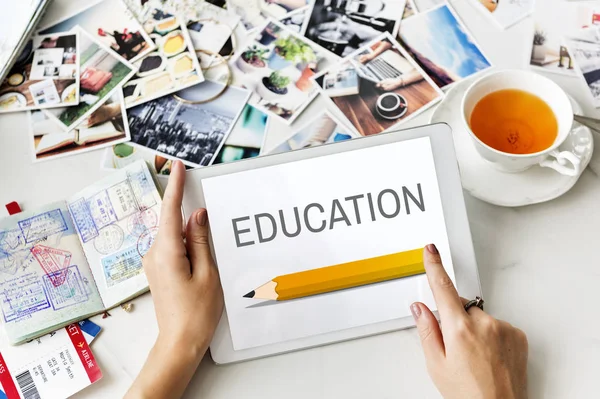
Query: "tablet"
182 123 481 364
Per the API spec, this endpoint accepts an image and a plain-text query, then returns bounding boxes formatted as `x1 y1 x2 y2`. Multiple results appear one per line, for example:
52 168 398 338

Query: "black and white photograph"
301 0 406 57
126 80 251 167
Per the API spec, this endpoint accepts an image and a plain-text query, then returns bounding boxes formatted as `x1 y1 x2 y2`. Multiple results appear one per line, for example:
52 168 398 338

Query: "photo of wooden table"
330 78 439 136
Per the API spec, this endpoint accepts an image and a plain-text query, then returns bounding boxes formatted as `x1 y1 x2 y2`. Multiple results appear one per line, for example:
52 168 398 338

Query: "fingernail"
196 209 207 226
426 244 438 255
410 303 421 320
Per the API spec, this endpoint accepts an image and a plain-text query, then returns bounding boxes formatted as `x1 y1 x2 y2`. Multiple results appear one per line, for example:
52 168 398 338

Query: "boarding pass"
0 322 102 399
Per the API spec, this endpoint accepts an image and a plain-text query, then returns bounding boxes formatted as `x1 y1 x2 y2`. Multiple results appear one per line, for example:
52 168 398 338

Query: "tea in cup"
462 70 581 176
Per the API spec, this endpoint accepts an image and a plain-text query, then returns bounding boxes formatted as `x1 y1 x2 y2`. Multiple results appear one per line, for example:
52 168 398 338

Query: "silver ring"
464 296 484 312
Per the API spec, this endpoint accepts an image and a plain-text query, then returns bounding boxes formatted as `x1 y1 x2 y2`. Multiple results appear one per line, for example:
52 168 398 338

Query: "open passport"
0 161 162 344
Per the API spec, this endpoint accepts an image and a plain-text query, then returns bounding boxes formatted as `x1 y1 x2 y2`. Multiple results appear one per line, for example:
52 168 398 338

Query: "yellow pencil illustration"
243 248 425 301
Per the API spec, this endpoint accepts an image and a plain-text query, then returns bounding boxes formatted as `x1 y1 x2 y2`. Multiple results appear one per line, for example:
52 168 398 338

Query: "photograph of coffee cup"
462 69 580 176
376 92 407 120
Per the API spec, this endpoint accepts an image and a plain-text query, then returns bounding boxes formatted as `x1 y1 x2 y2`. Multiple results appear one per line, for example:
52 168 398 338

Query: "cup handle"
539 150 581 177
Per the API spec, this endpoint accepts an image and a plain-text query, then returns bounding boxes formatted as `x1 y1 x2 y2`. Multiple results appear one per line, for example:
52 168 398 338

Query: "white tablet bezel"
182 123 481 364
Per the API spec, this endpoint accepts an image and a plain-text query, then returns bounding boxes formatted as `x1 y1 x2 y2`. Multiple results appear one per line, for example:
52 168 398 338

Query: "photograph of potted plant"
232 20 326 124
258 24 281 46
236 45 268 73
257 71 291 100
531 30 547 63
269 35 318 70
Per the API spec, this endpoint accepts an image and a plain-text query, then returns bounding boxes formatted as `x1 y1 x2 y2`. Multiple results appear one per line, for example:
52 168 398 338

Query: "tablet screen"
203 136 454 351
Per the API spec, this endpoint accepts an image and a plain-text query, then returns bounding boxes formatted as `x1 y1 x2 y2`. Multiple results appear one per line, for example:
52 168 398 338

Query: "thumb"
411 302 445 362
186 209 215 274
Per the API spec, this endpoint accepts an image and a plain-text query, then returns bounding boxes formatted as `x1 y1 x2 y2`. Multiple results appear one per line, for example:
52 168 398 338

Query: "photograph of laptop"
351 48 414 83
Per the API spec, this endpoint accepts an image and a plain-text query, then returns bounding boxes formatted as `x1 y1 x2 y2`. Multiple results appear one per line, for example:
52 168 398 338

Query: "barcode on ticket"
15 370 40 399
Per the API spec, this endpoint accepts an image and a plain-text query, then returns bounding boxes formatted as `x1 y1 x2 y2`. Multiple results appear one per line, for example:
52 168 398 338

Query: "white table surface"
2 0 600 398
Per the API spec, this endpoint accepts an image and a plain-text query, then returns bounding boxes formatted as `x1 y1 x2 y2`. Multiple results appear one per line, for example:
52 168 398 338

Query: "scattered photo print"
301 0 406 57
184 2 241 69
227 0 309 31
413 0 444 13
214 104 269 164
232 19 328 124
126 80 250 167
566 37 600 107
118 2 205 108
125 0 226 19
399 4 492 89
468 0 534 29
528 0 581 77
313 32 443 136
266 111 356 154
31 91 130 162
45 28 136 131
0 31 79 113
259 0 311 19
101 143 180 176
403 0 417 19
279 6 310 34
38 0 155 63
126 0 240 69
227 0 269 31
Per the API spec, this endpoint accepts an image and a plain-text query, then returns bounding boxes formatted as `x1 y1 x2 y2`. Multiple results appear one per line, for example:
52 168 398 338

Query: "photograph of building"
127 81 250 166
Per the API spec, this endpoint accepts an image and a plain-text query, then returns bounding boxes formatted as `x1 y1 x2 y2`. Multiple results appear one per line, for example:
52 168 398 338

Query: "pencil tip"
243 290 255 298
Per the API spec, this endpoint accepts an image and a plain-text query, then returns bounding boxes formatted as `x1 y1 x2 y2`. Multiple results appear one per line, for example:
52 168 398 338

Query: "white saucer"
430 78 594 207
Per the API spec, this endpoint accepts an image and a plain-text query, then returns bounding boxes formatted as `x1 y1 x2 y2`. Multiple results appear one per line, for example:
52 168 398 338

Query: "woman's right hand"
412 244 529 399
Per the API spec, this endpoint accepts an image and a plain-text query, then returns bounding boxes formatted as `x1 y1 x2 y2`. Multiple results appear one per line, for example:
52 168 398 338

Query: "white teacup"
462 70 581 176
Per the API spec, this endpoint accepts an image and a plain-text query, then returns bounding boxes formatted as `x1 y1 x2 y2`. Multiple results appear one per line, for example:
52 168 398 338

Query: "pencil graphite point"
243 290 255 298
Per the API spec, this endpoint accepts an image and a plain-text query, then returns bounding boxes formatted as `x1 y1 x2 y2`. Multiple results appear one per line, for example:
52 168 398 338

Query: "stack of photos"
38 0 155 63
266 111 356 154
214 104 269 164
123 9 204 107
399 4 492 89
528 0 580 77
126 80 251 167
469 0 534 30
301 0 405 57
30 91 130 161
313 32 443 136
0 31 79 113
232 19 327 124
44 28 136 131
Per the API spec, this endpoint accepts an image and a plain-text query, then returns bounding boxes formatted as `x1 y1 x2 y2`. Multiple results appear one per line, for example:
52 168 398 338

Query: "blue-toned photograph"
399 4 492 88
